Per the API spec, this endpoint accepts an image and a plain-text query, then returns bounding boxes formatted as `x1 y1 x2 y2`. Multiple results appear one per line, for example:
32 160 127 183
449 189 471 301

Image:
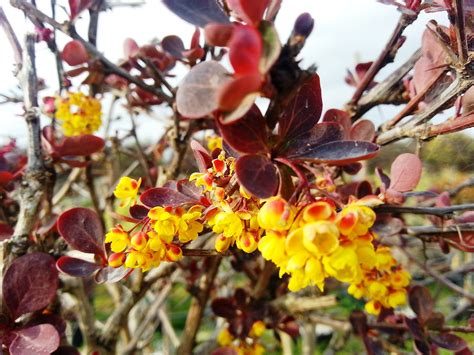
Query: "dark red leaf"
455 348 474 355
61 40 89 66
204 23 234 46
409 286 434 323
55 135 105 157
235 154 279 198
278 74 323 141
161 36 185 58
294 140 379 165
430 333 467 351
0 171 14 186
211 298 237 319
217 74 261 115
129 205 149 220
57 208 105 257
279 122 344 158
405 316 425 340
350 119 375 141
375 167 391 190
190 140 212 172
68 0 93 20
56 256 100 277
162 0 230 27
0 222 13 241
3 253 58 319
140 187 197 208
389 153 423 192
9 324 59 355
177 179 204 200
229 25 262 76
176 61 231 118
94 266 131 284
343 163 363 175
323 109 351 139
227 0 269 25
218 105 268 154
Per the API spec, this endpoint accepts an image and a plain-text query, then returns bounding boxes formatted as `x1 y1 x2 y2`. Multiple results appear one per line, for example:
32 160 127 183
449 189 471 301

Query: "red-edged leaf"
204 23 234 46
217 74 261 115
430 333 467 351
323 109 352 139
176 61 231 118
177 179 205 200
56 256 100 277
389 153 422 192
0 222 13 241
3 253 58 319
94 266 131 284
56 135 105 157
350 119 375 141
61 40 89 66
295 140 379 165
355 62 373 81
190 140 212 172
227 0 269 25
123 38 139 58
278 74 323 141
9 324 59 355
68 0 93 20
161 35 185 58
409 286 434 324
57 208 105 257
279 122 344 158
162 0 230 27
140 188 197 208
218 105 268 154
229 25 262 76
235 154 279 198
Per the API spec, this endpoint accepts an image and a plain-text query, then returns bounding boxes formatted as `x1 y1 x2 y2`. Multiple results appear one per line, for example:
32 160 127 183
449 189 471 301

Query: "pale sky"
0 0 448 146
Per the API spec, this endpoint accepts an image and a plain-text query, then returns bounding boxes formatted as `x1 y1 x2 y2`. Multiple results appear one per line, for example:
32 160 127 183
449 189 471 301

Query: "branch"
405 223 474 236
0 6 22 70
177 257 221 354
453 0 468 64
375 203 474 217
348 13 416 110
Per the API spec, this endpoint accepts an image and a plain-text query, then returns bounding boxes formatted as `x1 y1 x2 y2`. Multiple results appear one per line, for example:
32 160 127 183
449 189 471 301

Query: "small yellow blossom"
258 197 294 231
114 177 141 207
207 136 223 151
217 328 233 346
55 92 102 136
105 225 130 253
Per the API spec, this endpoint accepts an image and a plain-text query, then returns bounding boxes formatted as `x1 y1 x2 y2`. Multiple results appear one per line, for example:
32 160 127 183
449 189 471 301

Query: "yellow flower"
105 225 130 253
190 172 213 191
302 221 340 256
55 92 102 136
236 231 258 253
114 177 141 206
258 197 295 231
215 234 234 253
108 252 125 268
149 207 180 242
207 136 223 151
217 328 233 346
249 321 266 337
258 231 287 267
390 270 411 288
178 207 204 243
348 283 365 299
323 246 361 283
365 300 382 315
165 243 183 262
336 205 375 238
301 201 335 223
387 290 407 308
130 231 147 251
208 210 244 239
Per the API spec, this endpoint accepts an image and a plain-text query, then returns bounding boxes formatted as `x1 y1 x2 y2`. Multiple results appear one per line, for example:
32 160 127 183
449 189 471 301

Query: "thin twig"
0 6 22 70
375 203 474 217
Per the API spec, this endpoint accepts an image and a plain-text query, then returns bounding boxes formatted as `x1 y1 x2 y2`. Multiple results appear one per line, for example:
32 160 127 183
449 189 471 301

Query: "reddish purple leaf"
295 140 379 165
3 253 58 319
177 179 204 200
56 256 100 277
279 122 344 158
123 38 139 58
94 265 131 284
389 153 423 192
129 205 150 220
161 35 185 58
278 74 323 141
140 187 197 208
227 0 269 25
0 222 13 241
68 0 93 20
228 25 262 76
162 0 230 27
211 298 238 319
61 40 89 66
0 171 14 186
9 324 59 355
57 208 105 258
218 105 268 154
430 333 467 351
190 140 212 172
375 167 391 190
350 119 375 141
409 286 434 324
405 316 425 340
323 109 352 139
204 23 234 46
176 61 231 118
56 135 105 157
235 154 279 198
217 74 261 115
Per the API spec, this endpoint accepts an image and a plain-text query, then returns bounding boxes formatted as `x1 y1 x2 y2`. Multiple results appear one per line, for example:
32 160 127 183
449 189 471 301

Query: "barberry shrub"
1 0 473 354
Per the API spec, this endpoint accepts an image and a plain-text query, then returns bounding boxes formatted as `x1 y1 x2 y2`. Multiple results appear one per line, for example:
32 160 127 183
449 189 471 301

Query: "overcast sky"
0 0 448 145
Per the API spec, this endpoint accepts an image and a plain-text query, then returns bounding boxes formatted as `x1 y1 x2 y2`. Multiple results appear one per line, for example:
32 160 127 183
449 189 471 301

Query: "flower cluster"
55 92 102 136
106 177 204 271
217 320 266 355
256 197 410 315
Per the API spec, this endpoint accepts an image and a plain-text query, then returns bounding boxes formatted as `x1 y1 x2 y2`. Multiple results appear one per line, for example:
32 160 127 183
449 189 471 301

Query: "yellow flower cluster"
217 320 266 355
257 197 410 315
114 177 142 207
55 92 102 136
